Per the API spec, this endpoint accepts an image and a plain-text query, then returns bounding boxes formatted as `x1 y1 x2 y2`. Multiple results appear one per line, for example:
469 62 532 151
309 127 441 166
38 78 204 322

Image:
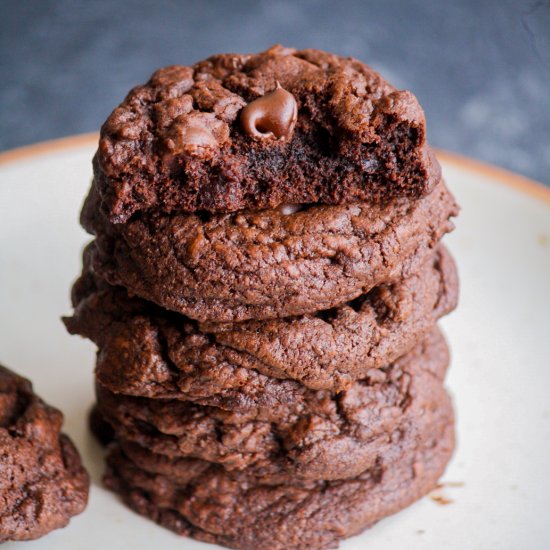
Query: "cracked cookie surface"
0 365 89 542
101 384 453 550
82 179 457 322
94 330 449 482
66 247 456 398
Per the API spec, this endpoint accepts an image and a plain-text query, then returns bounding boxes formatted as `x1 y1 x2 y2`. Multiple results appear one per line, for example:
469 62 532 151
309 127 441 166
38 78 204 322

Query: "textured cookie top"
82 179 457 322
65 248 457 396
94 330 449 483
96 45 440 222
102 393 454 550
0 365 89 542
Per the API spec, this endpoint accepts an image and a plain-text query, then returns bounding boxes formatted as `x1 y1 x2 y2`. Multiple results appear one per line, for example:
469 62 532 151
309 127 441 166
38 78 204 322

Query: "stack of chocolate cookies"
65 46 459 549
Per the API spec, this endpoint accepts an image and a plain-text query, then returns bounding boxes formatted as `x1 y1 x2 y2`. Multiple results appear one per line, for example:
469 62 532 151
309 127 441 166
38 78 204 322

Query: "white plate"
1 137 549 550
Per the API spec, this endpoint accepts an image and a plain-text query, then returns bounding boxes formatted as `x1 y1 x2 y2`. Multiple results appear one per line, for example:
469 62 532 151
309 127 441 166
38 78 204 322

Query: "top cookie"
96 45 440 223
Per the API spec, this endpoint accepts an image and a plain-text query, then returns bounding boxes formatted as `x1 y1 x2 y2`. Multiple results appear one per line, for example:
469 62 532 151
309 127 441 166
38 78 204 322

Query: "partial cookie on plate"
0 365 89 542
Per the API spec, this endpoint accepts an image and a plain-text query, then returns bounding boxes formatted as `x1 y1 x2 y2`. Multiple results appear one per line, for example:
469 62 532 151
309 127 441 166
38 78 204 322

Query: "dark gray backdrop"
1 0 549 184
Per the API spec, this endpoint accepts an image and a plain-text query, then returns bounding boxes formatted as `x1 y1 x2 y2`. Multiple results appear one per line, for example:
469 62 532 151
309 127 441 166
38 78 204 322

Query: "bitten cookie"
82 179 458 322
94 330 449 482
65 247 457 397
95 45 440 223
0 365 89 542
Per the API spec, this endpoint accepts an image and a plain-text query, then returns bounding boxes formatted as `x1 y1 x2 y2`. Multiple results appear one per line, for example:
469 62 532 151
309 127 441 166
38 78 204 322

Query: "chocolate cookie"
65 246 456 396
0 365 89 542
94 330 449 482
82 179 458 322
102 391 454 550
95 45 440 223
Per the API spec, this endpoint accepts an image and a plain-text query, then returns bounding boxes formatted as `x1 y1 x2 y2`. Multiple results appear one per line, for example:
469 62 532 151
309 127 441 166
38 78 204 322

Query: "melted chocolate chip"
169 125 218 149
240 84 297 141
164 113 229 158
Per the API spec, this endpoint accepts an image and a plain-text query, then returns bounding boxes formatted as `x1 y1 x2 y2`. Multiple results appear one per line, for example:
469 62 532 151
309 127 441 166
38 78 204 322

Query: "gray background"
1 0 549 185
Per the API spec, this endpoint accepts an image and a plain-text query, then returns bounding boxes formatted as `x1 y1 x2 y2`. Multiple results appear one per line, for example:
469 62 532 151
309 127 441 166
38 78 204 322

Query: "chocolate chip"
164 113 230 158
240 84 297 142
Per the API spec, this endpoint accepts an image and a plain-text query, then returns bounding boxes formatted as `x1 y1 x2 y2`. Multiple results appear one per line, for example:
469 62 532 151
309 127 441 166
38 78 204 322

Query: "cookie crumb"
430 493 453 505
439 481 464 488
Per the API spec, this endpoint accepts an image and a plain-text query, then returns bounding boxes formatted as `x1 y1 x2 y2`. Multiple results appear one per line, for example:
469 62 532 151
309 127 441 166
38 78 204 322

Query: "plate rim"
1 132 549 206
